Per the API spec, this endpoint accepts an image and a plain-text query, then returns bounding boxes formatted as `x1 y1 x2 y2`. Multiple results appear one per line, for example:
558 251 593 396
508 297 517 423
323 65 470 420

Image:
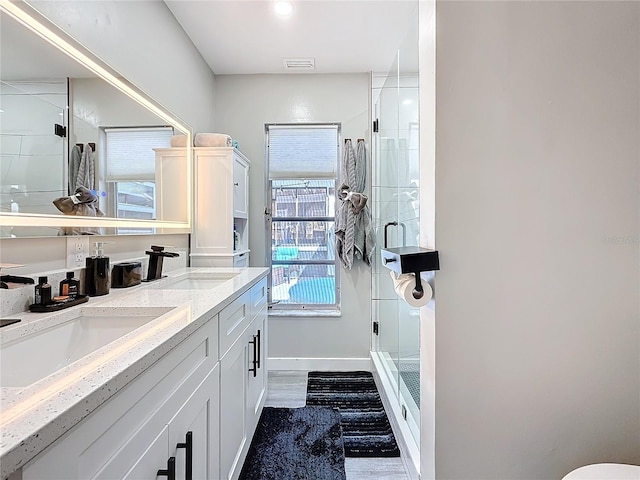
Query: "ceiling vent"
282 58 315 71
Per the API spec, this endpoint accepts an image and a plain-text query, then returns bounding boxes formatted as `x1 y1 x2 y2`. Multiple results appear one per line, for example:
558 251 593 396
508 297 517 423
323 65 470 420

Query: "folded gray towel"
170 134 188 147
194 133 232 147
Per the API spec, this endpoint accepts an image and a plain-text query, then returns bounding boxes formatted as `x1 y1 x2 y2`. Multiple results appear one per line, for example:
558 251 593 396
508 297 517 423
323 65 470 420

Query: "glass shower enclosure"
371 21 421 460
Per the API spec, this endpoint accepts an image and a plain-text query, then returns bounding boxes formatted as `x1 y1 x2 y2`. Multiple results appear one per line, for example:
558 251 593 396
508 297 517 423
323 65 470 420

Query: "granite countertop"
0 266 269 478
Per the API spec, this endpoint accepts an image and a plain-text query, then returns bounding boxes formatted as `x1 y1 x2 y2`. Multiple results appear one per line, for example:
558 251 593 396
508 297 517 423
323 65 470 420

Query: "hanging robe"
76 143 95 191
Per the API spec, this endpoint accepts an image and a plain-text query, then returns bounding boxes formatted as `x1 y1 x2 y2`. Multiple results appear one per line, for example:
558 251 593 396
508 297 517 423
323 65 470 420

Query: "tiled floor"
264 370 410 480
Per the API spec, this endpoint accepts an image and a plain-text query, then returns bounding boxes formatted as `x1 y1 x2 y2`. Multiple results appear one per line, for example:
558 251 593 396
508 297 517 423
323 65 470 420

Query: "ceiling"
164 0 419 75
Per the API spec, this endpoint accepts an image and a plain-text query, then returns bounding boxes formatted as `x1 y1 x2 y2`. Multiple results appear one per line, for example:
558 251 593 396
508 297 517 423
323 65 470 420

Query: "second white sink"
151 272 239 290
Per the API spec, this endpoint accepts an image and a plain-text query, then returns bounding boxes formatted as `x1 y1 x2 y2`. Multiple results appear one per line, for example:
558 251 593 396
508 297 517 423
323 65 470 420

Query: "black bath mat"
239 406 346 480
306 371 401 457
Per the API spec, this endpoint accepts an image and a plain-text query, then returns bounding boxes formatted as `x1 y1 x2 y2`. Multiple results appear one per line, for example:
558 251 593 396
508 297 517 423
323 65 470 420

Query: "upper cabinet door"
233 155 249 219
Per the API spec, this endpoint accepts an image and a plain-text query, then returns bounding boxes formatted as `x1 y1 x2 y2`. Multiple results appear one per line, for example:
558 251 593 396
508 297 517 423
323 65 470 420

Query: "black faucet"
144 245 179 281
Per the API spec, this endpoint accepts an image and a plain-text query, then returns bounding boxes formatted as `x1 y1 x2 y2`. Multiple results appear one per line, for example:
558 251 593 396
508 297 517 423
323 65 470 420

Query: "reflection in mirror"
0 1 191 238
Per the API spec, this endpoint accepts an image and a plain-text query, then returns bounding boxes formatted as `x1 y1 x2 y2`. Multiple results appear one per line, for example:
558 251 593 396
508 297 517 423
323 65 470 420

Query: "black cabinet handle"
157 457 175 480
382 257 396 265
249 335 257 377
256 329 261 369
176 431 193 480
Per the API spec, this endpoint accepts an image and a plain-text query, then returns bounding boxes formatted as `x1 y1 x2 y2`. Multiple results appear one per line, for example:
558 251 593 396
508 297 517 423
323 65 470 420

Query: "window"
266 124 340 311
103 126 173 230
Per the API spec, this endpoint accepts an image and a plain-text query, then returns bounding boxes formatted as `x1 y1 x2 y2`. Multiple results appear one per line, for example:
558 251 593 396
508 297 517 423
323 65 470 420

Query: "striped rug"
306 371 400 457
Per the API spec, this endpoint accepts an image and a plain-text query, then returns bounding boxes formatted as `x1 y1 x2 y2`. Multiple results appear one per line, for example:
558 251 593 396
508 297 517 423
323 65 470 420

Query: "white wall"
430 2 640 479
418 1 436 478
71 77 160 144
214 73 372 363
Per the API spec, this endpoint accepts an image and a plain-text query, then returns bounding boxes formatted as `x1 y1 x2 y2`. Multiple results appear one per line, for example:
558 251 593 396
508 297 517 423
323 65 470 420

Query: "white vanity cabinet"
219 277 268 480
23 316 220 480
190 147 251 268
18 274 268 480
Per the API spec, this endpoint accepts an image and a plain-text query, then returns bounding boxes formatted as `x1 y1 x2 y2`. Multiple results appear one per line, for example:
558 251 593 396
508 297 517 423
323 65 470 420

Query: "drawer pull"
157 456 176 480
249 335 258 377
256 329 261 369
176 431 193 480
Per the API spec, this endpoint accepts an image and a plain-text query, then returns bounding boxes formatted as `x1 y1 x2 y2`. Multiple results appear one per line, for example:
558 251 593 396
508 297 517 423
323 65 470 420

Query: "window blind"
268 125 338 179
105 126 173 181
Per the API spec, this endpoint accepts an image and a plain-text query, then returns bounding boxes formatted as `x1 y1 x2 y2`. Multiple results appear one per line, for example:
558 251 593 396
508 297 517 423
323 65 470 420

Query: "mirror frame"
0 0 192 232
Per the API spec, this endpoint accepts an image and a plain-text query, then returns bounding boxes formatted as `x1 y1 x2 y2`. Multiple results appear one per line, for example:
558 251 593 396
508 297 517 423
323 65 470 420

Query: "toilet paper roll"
390 271 432 308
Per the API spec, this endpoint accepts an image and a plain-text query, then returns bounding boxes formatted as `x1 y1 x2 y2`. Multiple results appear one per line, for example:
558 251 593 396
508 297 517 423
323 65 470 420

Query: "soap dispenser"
85 242 110 296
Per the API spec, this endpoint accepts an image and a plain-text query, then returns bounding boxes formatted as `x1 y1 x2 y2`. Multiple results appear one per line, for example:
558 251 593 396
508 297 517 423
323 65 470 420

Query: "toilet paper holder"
381 246 440 299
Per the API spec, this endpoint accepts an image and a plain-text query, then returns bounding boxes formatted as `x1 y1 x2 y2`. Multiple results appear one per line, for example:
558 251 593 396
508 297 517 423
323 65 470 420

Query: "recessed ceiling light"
274 0 293 17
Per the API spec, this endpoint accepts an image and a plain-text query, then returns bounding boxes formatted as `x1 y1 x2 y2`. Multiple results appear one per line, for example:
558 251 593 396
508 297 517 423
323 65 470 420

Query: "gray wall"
431 1 640 479
215 73 373 364
29 0 216 133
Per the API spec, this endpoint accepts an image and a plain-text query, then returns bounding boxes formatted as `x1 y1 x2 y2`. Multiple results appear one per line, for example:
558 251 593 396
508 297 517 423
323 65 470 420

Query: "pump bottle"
85 242 110 296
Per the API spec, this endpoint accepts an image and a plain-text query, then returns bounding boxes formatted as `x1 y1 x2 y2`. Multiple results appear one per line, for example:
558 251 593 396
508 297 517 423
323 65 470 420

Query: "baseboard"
372 352 421 480
267 357 372 371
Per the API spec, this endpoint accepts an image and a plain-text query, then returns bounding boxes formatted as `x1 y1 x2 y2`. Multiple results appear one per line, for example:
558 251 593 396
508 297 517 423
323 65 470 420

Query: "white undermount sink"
150 272 239 290
0 306 174 388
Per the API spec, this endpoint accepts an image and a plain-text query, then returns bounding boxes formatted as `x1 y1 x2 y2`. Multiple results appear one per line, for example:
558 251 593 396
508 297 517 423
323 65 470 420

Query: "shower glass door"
372 10 420 445
372 57 402 404
371 23 420 446
396 66 420 443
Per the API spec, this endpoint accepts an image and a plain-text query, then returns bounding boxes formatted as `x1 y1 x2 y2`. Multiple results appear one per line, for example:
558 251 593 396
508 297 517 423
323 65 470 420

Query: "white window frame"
265 123 341 314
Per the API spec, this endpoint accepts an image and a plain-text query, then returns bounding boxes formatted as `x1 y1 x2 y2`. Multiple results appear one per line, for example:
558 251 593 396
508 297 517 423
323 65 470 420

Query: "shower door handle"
384 221 407 248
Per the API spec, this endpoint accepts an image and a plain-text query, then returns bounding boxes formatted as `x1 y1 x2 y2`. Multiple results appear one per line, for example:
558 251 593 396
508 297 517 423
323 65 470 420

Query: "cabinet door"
121 426 170 480
169 365 219 480
233 157 248 219
220 336 248 480
246 307 267 434
91 423 169 480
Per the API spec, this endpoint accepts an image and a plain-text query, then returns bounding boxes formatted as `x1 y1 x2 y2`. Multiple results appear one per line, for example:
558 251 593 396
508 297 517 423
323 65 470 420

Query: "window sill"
268 308 342 318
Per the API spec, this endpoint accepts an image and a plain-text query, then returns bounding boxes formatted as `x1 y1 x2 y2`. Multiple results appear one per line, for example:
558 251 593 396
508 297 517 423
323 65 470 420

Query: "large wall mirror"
0 1 192 238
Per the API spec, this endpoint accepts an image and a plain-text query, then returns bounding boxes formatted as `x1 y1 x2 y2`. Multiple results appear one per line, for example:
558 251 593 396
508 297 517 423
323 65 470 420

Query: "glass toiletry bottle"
59 271 80 298
85 242 110 296
34 276 52 305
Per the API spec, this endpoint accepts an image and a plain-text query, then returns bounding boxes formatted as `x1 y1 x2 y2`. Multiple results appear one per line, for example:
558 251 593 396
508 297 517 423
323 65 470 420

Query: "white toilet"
562 463 640 479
